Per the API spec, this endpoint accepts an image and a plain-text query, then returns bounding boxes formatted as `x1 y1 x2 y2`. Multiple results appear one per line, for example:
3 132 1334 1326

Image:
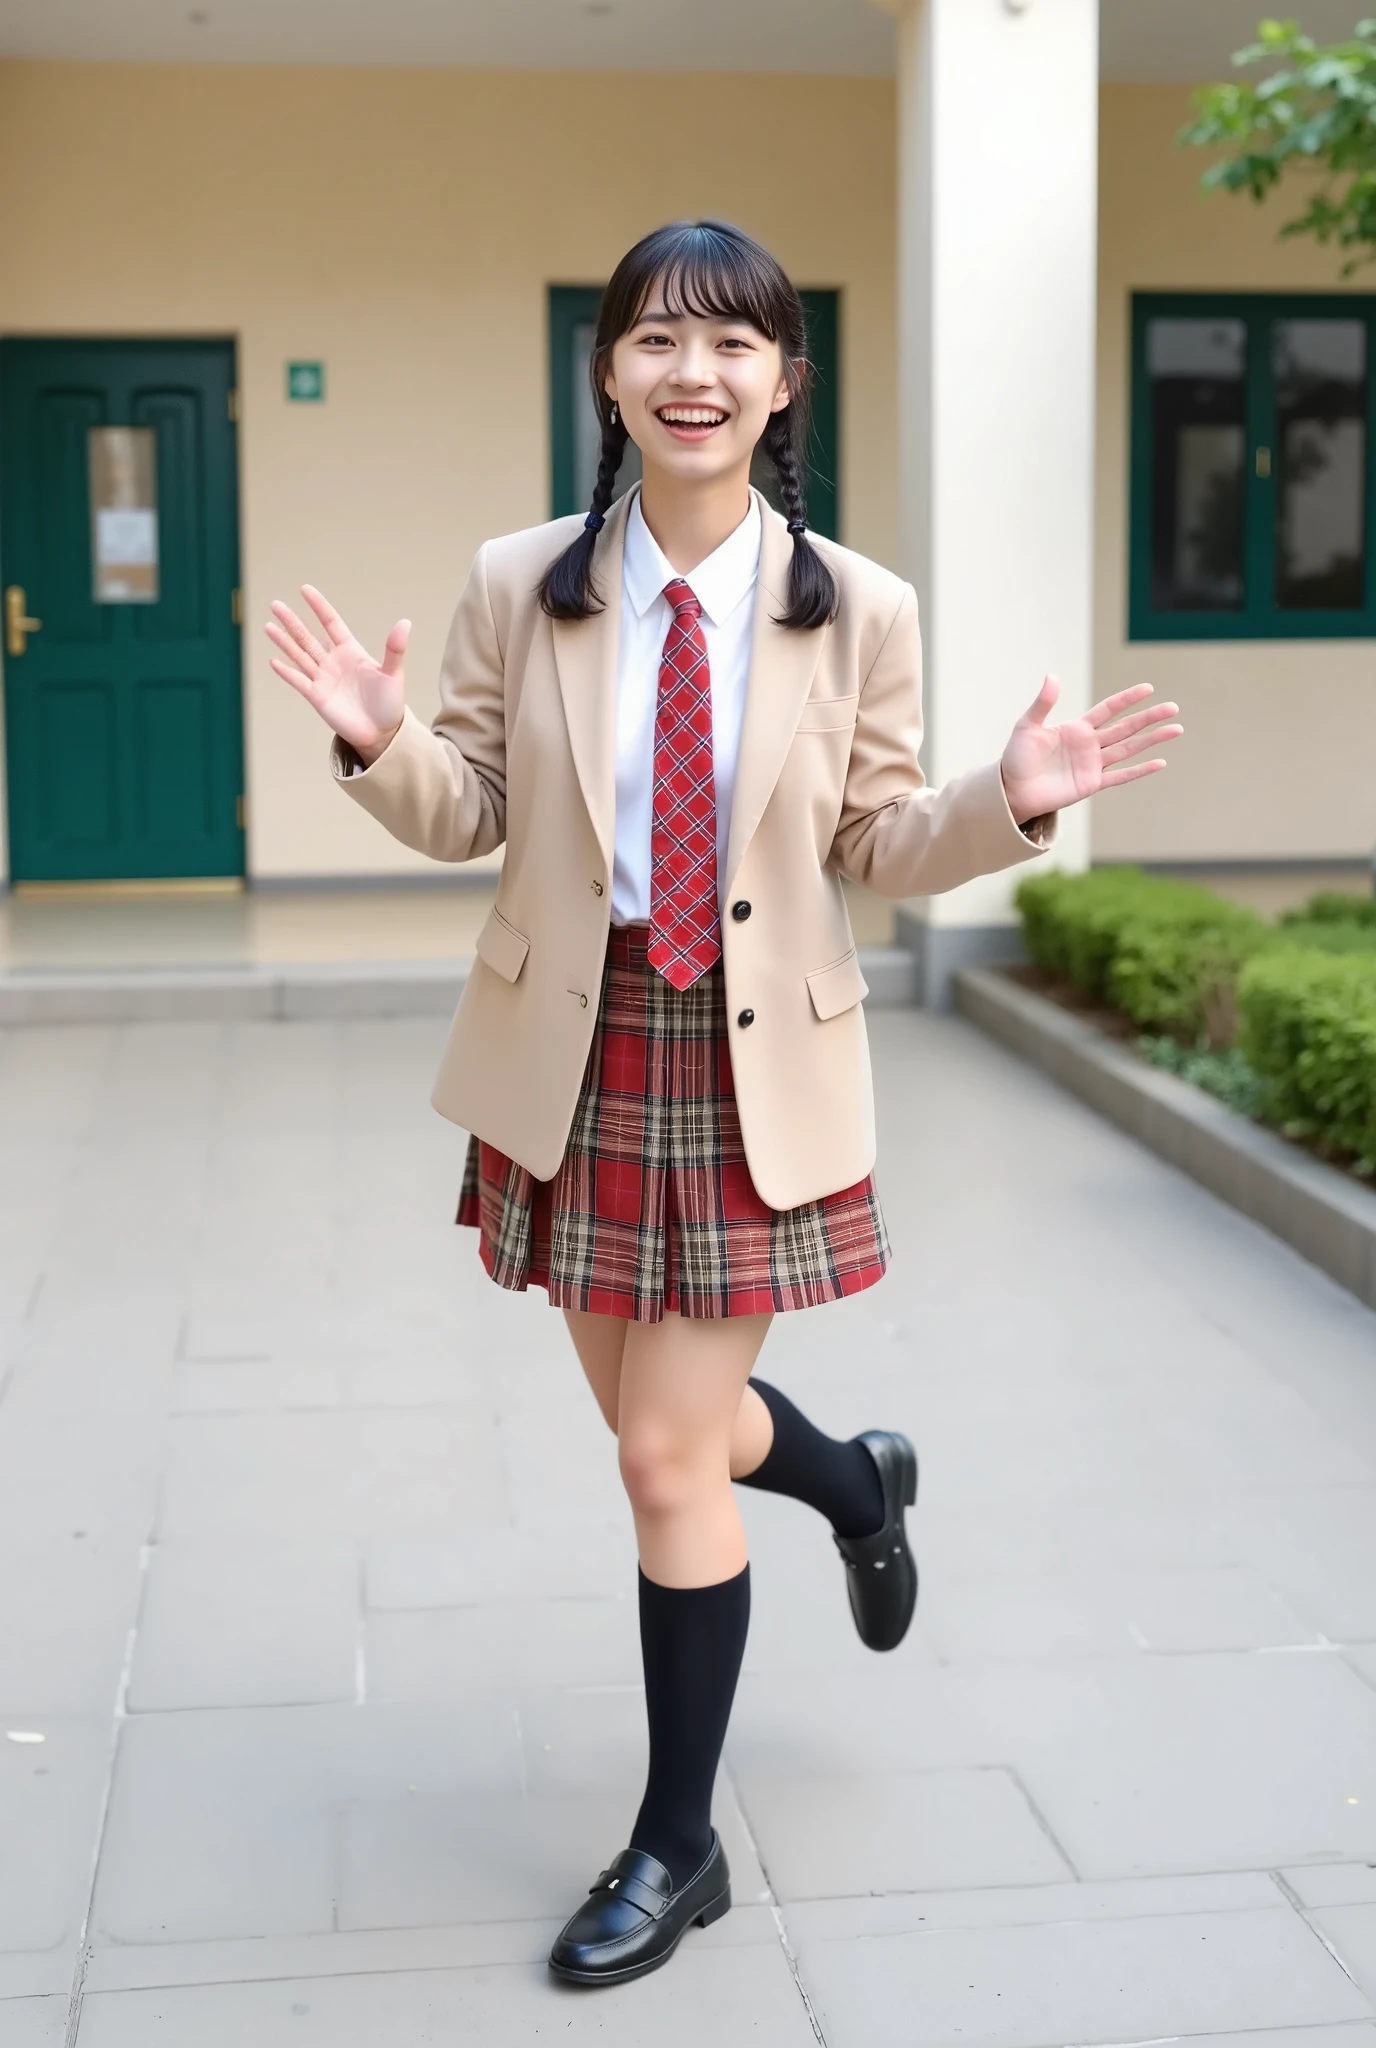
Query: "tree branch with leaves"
1181 16 1376 271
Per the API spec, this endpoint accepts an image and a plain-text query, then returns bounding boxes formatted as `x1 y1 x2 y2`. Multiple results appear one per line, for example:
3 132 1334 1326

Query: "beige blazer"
334 491 1054 1209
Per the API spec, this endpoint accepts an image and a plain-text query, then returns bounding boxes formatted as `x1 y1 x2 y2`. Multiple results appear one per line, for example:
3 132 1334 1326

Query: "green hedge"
1239 950 1376 1176
1014 868 1268 1045
1280 889 1376 930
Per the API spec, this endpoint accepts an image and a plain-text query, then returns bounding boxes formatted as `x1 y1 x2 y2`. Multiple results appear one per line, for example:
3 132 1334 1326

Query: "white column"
889 0 1098 1003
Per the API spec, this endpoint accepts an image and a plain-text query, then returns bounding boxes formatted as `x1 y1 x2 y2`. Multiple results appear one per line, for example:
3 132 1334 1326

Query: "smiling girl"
266 220 1180 1987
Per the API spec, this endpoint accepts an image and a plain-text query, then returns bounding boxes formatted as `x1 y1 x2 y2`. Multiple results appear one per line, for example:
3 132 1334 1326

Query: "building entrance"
0 338 244 883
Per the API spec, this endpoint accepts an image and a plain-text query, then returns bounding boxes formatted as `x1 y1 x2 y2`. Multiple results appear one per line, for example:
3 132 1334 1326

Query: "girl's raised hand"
266 586 410 765
999 676 1183 825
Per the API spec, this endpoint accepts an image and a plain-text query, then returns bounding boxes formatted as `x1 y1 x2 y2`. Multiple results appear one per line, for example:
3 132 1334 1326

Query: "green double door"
0 339 244 882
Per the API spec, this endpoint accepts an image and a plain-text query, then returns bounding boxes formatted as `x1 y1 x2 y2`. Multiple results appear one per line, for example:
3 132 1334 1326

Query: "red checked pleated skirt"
457 923 889 1321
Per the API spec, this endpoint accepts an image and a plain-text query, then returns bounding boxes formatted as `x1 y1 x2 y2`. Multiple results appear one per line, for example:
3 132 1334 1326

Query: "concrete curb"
0 945 919 1026
955 965 1376 1313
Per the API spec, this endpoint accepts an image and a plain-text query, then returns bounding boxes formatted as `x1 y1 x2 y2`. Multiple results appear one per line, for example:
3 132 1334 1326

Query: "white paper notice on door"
89 427 159 603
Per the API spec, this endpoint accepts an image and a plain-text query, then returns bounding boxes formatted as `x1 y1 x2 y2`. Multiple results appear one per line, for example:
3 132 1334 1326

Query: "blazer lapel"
551 495 628 879
724 499 827 894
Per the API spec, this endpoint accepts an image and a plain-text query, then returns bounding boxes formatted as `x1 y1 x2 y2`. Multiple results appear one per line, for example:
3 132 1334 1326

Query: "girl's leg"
565 1309 885 1541
731 1379 886 1538
615 1311 769 1885
563 1307 628 1432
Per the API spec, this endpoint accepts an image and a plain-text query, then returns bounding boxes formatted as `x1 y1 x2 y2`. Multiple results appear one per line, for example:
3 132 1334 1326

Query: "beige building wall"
1095 82 1376 866
0 60 896 882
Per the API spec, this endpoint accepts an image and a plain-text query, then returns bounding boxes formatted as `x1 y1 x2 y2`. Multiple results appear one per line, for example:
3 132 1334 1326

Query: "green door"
0 339 244 882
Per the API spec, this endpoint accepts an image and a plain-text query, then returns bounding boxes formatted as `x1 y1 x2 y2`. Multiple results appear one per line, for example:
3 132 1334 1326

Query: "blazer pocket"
474 906 530 984
795 692 859 733
806 947 869 1021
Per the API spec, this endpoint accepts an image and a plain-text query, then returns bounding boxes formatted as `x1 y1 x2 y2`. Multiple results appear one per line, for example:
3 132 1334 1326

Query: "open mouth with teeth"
656 405 730 440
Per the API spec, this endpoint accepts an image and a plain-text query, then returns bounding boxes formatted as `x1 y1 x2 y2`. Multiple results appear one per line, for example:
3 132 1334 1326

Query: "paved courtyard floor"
2 1003 1376 2046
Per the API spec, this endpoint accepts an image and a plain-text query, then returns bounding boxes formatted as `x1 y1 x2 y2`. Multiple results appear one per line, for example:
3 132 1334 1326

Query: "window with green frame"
1130 291 1376 639
549 285 840 539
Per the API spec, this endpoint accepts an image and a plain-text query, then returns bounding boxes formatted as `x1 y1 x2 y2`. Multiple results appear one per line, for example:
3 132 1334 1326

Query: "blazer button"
579 994 588 1008
731 900 751 922
737 1008 755 1028
592 880 604 896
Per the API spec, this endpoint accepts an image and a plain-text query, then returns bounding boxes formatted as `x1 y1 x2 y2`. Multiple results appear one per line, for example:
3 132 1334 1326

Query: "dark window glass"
1273 318 1366 610
1147 317 1246 611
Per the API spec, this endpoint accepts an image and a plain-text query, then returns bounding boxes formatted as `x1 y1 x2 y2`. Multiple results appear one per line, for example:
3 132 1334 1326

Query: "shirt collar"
622 487 762 628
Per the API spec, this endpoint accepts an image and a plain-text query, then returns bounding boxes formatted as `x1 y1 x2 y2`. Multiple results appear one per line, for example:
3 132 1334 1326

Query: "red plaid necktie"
647 579 721 990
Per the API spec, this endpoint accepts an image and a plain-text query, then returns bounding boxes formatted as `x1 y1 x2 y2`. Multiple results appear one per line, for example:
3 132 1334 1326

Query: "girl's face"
604 294 792 484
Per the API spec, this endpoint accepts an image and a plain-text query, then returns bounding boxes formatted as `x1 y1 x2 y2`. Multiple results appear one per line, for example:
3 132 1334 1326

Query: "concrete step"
0 946 918 1026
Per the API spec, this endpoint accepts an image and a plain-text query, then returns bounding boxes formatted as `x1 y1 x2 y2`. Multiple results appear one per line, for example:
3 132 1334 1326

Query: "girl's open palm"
266 586 410 764
1000 676 1183 824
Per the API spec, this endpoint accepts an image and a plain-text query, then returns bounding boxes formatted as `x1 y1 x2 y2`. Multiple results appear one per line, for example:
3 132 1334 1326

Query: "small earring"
610 402 619 426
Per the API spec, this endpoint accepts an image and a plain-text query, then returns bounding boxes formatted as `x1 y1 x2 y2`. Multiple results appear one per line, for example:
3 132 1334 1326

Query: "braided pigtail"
763 409 838 630
539 405 629 619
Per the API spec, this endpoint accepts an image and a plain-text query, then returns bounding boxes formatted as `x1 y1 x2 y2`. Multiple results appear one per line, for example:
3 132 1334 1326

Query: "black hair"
538 219 838 631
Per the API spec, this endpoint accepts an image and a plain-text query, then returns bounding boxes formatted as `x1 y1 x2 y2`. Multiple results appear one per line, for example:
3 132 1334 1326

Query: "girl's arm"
831 586 1180 899
267 546 507 865
830 586 1051 900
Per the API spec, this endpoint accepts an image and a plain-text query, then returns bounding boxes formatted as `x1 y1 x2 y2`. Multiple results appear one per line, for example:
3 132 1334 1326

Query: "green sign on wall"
286 361 325 402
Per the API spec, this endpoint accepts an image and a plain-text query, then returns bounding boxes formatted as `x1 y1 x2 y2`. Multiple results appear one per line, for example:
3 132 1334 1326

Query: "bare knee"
618 1423 703 1520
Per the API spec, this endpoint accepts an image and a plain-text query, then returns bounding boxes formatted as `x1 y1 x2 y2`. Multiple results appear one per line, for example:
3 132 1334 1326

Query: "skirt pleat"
457 923 889 1321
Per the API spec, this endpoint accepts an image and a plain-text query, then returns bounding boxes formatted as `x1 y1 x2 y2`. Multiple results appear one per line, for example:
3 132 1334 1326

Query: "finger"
1021 674 1060 726
269 655 316 698
1096 701 1180 746
301 583 351 648
270 600 328 665
1100 723 1184 767
1083 682 1155 731
265 619 319 677
1100 758 1170 789
380 619 411 681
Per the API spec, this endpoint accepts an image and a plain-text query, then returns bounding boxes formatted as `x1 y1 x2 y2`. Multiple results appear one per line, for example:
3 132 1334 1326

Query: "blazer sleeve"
328 543 507 863
829 584 1056 899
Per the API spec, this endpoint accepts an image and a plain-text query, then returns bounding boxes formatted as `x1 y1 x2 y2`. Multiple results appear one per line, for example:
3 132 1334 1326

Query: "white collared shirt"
612 488 761 926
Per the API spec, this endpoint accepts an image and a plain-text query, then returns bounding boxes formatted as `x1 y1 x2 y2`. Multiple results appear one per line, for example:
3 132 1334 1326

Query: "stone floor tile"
783 1868 1284 1941
1221 1491 1376 1642
0 1994 69 2045
0 1716 111 1954
76 1944 817 2046
157 1406 511 1541
128 1543 360 1711
794 1903 1373 2048
171 1361 341 1413
738 1765 1072 1900
366 1596 641 1698
1314 1906 1376 2004
90 1700 524 1944
1346 1646 1376 1693
364 1525 631 1610
0 1536 145 1715
919 1563 1323 1662
339 1780 770 1932
1282 1865 1376 1909
730 1653 1376 1879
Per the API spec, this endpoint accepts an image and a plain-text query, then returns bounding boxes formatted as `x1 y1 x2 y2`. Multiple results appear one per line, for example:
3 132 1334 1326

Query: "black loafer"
833 1429 918 1651
548 1832 731 1986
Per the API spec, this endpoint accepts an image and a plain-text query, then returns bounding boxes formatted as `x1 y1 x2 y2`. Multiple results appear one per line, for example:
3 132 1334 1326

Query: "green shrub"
1138 1036 1270 1119
1016 868 1268 1044
1271 919 1376 957
1238 950 1376 1175
1280 889 1376 930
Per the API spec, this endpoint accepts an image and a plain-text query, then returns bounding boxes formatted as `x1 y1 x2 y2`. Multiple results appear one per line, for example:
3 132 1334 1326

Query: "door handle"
4 586 42 658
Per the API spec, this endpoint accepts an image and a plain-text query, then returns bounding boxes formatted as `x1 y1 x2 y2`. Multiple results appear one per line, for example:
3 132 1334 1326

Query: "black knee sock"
629 1563 750 1890
736 1377 885 1539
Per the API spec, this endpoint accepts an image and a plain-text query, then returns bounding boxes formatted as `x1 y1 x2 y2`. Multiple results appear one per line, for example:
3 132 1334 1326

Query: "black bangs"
628 223 786 343
537 219 838 631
